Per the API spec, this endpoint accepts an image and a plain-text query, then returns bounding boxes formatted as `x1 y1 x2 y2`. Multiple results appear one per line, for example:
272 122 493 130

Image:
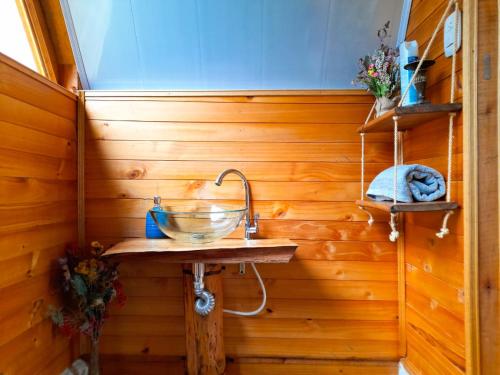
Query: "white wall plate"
444 9 462 57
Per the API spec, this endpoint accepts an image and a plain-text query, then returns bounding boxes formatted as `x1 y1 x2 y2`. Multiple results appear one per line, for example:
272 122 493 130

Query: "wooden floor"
101 356 399 375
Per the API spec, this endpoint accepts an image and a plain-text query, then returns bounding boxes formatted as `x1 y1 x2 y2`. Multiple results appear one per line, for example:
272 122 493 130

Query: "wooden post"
183 264 225 375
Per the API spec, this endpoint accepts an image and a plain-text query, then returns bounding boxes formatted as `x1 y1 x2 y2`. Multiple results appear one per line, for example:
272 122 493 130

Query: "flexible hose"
223 263 267 316
194 289 216 316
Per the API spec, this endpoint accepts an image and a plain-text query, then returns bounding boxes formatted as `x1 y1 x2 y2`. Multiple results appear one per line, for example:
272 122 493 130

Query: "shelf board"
356 200 458 214
357 103 462 133
102 238 297 264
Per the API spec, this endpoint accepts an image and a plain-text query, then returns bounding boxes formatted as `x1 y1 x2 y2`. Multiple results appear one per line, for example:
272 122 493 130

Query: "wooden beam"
83 89 371 98
77 91 85 250
467 0 500 373
398 216 406 357
183 264 225 375
15 0 58 81
463 0 482 373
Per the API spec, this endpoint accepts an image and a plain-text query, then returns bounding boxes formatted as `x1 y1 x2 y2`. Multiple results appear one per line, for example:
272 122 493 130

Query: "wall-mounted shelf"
357 100 462 241
356 200 458 214
102 238 298 264
357 103 462 133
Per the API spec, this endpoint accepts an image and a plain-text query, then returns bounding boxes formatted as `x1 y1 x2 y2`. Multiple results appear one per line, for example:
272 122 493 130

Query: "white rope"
398 0 456 107
389 213 399 242
446 1 459 202
446 114 455 201
393 116 399 205
359 131 374 225
436 211 454 238
389 116 400 242
436 1 459 239
364 102 376 124
399 132 404 165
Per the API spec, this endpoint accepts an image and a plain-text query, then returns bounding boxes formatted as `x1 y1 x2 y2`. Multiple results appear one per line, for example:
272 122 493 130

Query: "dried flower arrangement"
50 241 125 374
353 21 400 98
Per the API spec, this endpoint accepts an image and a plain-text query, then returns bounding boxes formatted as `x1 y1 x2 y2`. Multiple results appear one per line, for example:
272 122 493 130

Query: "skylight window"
62 0 405 90
0 0 40 72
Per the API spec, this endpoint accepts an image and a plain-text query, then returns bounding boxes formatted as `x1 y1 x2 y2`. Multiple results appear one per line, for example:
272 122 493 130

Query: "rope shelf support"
359 132 374 226
436 0 459 239
358 103 376 226
389 115 401 242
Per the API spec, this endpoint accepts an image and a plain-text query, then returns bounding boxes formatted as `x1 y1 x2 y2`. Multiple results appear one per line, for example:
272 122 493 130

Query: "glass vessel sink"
149 204 246 243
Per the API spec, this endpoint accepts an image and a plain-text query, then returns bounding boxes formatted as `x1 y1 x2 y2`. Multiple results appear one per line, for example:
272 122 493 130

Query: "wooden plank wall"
0 54 78 374
402 1 466 374
84 91 399 374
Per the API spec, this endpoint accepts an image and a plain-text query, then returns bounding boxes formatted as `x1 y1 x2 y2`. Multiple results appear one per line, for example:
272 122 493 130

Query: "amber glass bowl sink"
149 204 246 243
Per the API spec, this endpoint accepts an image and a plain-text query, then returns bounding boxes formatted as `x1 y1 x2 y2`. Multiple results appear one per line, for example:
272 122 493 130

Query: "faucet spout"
214 169 258 240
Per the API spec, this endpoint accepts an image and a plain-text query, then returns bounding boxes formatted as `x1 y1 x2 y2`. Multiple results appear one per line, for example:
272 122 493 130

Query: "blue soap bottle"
145 196 167 239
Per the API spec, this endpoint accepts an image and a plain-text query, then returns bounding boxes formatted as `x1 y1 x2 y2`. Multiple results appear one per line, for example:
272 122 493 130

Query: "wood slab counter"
104 238 297 374
103 238 298 263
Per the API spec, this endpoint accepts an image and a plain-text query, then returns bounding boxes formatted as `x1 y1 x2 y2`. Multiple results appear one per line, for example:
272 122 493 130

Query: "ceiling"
62 0 407 90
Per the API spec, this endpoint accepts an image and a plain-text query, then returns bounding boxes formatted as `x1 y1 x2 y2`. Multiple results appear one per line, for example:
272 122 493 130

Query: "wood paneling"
0 53 77 374
402 1 466 373
85 91 398 371
474 0 499 373
225 359 399 375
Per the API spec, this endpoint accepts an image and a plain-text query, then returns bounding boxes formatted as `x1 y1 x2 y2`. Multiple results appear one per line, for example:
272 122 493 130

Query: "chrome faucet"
215 169 259 240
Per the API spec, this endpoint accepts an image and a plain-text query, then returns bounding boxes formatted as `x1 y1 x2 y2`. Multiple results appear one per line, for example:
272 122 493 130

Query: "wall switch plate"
444 9 462 57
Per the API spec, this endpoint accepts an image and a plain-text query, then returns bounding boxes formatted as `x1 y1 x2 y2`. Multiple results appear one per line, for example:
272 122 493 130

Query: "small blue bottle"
145 196 167 239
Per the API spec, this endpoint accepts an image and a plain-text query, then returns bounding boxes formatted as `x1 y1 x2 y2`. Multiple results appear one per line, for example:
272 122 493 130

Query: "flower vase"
90 337 100 375
375 97 397 117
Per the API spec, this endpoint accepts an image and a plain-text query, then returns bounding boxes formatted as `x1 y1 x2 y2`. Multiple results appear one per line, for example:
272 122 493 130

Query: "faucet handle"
247 213 259 235
254 213 260 227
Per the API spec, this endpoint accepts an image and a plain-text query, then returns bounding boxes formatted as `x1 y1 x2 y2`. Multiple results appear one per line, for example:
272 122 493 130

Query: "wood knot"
189 181 204 190
273 208 286 219
427 237 436 248
127 168 145 179
430 299 439 310
406 264 416 272
141 347 150 354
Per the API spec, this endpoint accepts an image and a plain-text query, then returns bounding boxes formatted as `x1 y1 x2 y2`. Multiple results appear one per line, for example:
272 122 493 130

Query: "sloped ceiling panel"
66 0 404 90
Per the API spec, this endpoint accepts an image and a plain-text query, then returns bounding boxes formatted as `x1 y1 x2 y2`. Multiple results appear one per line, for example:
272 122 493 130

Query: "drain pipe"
193 263 215 316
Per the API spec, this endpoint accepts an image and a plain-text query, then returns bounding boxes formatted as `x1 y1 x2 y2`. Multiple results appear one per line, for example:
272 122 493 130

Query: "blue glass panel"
65 0 403 90
262 0 331 89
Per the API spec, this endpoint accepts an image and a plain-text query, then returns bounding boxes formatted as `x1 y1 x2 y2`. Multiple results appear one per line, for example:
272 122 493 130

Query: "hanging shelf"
357 0 461 242
356 200 458 214
357 103 462 134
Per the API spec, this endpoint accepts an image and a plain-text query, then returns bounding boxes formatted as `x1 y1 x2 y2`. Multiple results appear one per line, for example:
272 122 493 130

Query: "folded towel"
367 164 446 203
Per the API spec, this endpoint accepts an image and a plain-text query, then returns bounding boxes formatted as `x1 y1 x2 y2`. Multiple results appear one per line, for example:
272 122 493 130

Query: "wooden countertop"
102 238 298 264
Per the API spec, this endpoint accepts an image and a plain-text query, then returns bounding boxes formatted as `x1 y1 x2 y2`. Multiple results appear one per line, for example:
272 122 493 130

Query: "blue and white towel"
367 164 446 203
